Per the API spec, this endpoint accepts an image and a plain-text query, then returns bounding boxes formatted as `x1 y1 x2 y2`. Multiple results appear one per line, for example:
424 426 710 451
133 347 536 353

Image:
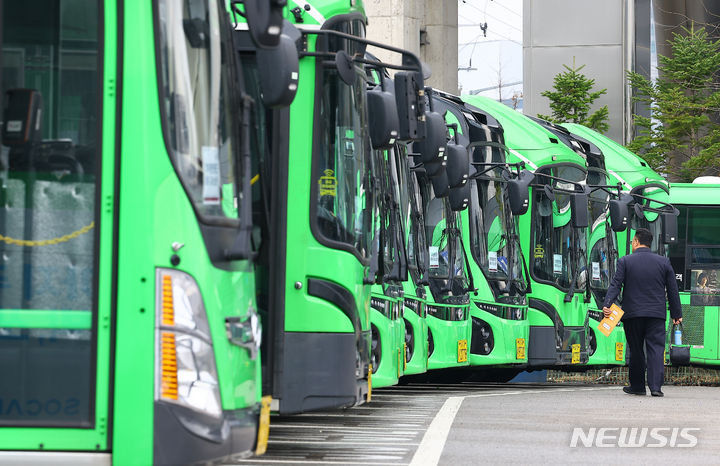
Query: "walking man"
602 228 682 397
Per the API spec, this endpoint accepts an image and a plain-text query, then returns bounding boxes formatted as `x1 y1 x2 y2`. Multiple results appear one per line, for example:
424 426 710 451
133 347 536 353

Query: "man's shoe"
623 386 646 396
651 390 664 397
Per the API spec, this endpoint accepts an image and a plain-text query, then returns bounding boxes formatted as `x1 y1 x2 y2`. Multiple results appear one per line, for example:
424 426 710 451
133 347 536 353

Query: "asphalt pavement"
231 383 720 465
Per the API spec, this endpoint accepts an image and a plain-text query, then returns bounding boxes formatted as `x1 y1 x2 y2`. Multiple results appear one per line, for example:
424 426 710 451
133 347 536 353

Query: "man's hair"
634 228 653 247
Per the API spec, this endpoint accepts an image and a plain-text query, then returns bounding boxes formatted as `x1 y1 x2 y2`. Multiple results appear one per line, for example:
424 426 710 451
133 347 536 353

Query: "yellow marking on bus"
255 396 272 456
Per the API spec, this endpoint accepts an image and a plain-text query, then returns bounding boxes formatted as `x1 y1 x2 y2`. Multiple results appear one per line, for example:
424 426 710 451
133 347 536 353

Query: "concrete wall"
523 0 627 143
365 0 458 94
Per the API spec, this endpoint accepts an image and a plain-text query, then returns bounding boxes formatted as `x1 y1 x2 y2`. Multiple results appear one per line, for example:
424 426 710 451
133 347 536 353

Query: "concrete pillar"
365 0 458 94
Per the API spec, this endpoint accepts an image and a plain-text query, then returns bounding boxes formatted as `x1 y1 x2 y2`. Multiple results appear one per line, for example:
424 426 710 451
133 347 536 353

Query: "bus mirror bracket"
449 182 470 212
415 110 447 170
368 80 400 150
394 72 426 141
662 211 679 244
445 143 469 189
255 22 300 108
608 194 632 232
507 169 534 216
570 191 589 228
232 0 287 49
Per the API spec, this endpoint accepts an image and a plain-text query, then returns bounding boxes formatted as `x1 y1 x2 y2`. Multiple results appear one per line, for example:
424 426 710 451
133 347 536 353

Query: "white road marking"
409 386 619 466
408 396 464 466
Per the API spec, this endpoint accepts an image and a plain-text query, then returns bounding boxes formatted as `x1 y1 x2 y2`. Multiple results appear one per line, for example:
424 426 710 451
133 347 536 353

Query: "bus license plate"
457 339 468 363
403 343 407 371
516 338 526 360
615 342 624 361
571 344 580 364
255 395 272 456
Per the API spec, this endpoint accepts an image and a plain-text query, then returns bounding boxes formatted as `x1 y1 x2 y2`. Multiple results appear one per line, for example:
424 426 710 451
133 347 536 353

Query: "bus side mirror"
507 169 534 216
609 198 629 232
570 192 589 228
449 183 470 211
430 168 450 198
663 212 679 244
242 0 286 49
395 72 426 141
445 143 469 189
368 87 399 150
415 111 447 174
256 23 299 107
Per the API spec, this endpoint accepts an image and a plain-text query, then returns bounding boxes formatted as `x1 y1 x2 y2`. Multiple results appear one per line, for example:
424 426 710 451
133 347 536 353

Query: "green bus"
235 1 430 407
561 123 674 367
668 180 720 366
401 146 432 377
429 92 531 378
368 144 408 388
0 0 292 463
417 93 473 373
462 96 591 369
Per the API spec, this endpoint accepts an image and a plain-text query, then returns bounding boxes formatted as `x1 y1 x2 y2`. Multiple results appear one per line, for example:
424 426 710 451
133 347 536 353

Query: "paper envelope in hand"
598 304 624 337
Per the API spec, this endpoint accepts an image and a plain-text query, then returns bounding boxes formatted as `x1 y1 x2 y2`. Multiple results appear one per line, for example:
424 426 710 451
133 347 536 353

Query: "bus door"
0 0 111 455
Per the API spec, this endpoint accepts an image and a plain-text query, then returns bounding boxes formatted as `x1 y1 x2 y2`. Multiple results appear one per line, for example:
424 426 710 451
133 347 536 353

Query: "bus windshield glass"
157 0 240 220
406 169 428 286
312 22 373 260
531 165 587 291
468 173 524 298
587 173 614 307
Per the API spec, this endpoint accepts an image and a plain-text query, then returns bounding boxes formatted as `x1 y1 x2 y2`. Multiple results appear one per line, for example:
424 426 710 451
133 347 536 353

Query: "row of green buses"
3 0 714 464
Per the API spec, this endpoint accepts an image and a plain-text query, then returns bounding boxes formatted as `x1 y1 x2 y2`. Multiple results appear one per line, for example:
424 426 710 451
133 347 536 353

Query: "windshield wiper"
564 231 588 303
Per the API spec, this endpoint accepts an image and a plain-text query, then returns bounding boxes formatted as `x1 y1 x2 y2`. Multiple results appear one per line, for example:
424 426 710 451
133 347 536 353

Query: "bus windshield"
312 53 373 260
587 172 615 307
157 0 240 221
406 169 429 287
531 165 587 292
631 213 665 256
424 188 468 301
468 173 525 301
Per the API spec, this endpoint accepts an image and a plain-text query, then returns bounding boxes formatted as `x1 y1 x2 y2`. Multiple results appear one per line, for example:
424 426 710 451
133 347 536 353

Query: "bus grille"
680 304 705 347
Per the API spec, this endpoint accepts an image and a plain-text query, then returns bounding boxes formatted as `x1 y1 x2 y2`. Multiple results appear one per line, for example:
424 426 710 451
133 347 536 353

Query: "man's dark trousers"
624 317 666 392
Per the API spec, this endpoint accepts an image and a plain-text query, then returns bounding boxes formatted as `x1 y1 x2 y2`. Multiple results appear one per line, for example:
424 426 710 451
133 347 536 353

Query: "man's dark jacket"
603 247 681 320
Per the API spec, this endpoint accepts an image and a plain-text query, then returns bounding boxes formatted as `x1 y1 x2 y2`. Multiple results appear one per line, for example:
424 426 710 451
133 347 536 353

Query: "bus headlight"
156 268 222 418
588 327 597 357
471 317 494 356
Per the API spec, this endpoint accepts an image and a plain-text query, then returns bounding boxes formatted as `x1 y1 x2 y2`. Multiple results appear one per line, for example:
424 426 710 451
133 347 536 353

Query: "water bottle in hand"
673 325 682 345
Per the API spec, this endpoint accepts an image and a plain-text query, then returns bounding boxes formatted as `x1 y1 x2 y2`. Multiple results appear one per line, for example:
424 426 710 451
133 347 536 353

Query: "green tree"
538 59 609 133
627 26 720 181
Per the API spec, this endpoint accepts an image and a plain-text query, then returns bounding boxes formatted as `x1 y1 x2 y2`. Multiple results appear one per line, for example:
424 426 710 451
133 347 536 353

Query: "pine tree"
627 26 720 181
538 58 609 133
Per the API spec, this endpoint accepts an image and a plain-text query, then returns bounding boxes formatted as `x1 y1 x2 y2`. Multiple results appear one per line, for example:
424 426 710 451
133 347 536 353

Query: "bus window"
690 269 720 306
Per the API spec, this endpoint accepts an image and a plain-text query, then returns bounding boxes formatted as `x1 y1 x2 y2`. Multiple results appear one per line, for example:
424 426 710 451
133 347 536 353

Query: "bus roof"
460 95 586 171
561 123 668 194
669 182 720 205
